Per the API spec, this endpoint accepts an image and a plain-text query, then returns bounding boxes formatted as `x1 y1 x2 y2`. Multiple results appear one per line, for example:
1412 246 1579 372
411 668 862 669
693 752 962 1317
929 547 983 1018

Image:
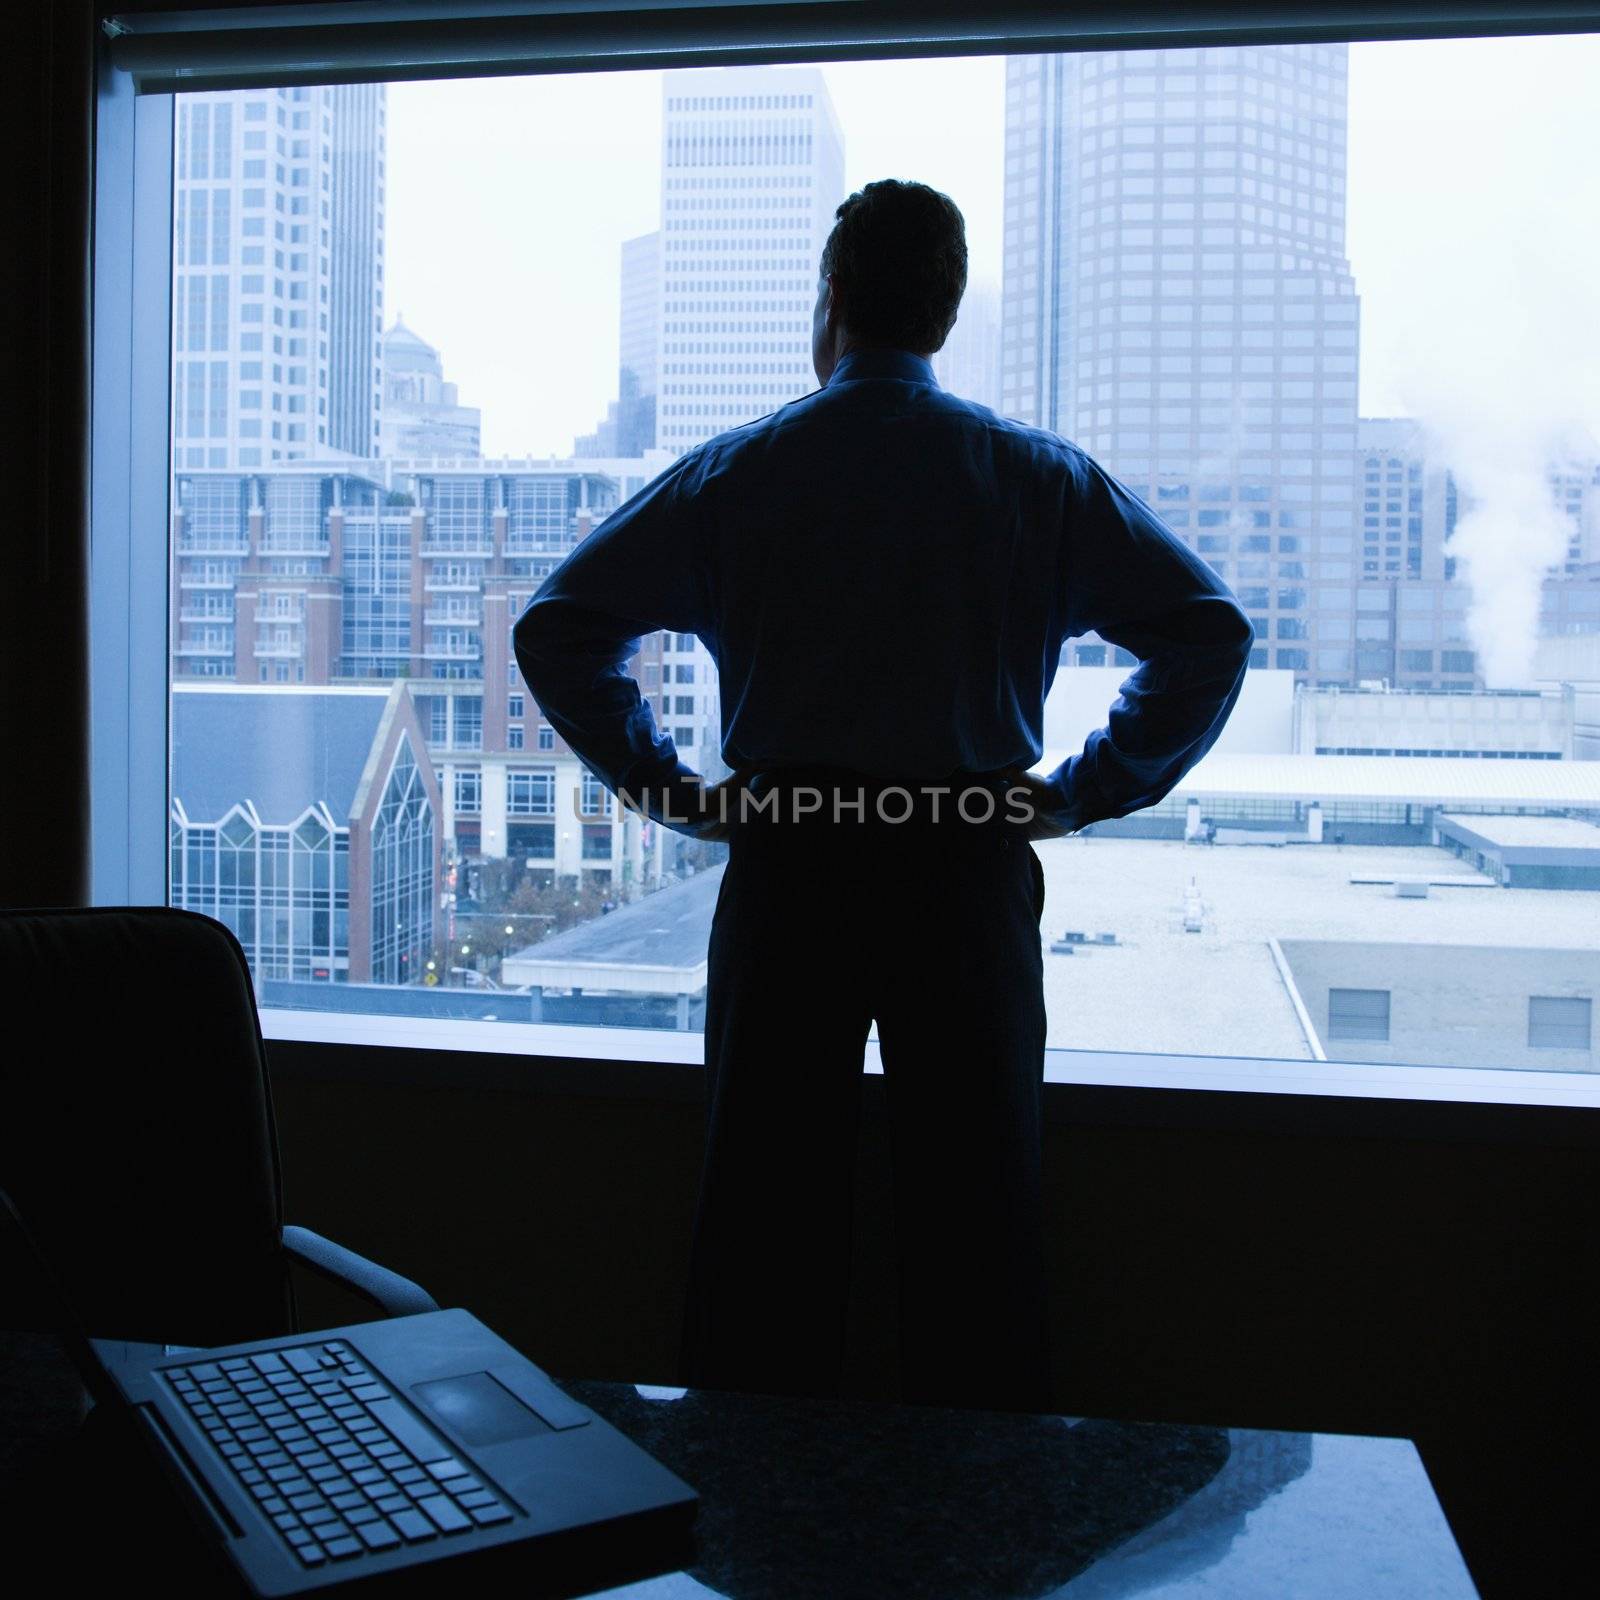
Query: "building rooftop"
502 865 723 993
172 684 394 826
494 832 1598 1068
1038 750 1600 808
1436 814 1600 849
381 314 437 356
1029 836 1599 1062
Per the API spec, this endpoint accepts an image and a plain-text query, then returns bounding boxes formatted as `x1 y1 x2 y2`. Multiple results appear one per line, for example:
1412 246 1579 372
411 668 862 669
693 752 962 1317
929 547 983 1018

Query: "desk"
560 1381 1478 1600
0 1339 1478 1598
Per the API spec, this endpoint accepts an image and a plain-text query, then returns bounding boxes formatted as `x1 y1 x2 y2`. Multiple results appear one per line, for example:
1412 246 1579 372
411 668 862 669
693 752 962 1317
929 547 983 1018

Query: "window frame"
91 0 1600 1108
92 57 172 907
100 2 1600 95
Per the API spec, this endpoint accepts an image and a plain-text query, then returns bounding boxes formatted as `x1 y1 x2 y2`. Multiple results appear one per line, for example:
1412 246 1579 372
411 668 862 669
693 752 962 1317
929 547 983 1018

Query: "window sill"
261 1009 1600 1114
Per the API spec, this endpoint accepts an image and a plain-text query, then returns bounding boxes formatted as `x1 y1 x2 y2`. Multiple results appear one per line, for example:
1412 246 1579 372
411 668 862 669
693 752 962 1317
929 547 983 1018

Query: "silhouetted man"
515 180 1252 1412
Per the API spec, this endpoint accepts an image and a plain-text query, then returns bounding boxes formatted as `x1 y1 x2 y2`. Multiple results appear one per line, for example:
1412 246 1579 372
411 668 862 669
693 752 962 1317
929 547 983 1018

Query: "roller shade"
104 0 1600 92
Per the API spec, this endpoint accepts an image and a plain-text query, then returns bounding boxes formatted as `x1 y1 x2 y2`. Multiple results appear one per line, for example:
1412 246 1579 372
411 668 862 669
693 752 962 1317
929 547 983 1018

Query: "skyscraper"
617 230 661 457
933 279 1002 412
326 83 385 459
574 230 660 458
1001 46 1360 683
655 65 845 455
174 83 386 470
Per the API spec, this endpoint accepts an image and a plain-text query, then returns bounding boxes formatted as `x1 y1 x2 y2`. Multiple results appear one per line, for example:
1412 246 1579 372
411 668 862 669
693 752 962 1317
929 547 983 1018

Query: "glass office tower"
1001 46 1361 682
174 83 385 468
656 64 846 454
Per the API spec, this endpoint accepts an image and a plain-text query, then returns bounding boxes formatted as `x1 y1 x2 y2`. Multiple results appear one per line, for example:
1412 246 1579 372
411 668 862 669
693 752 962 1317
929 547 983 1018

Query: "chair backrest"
0 907 292 1348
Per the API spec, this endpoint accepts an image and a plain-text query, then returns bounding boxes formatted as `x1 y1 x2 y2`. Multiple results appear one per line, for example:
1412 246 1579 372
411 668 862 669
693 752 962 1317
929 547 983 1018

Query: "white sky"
384 36 1600 460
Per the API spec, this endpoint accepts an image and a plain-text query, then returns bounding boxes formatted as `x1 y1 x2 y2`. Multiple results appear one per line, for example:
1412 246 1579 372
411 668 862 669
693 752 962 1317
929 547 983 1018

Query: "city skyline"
168 41 1600 720
384 35 1600 463
155 43 1599 1057
161 88 1599 1055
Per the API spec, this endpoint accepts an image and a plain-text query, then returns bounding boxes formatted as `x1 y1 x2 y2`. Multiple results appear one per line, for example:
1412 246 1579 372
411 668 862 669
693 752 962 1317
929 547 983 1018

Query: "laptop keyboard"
165 1341 515 1568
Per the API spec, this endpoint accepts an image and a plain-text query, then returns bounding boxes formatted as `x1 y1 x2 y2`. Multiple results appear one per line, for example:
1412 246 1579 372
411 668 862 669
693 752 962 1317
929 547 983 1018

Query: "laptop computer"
80 1307 698 1596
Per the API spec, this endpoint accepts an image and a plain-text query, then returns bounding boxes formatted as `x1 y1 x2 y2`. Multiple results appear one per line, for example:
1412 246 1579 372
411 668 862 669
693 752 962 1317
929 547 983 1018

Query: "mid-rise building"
1553 466 1600 572
1322 421 1600 691
379 317 482 458
1292 682 1578 759
656 65 845 454
1352 418 1451 583
169 456 724 906
1540 568 1600 653
169 682 438 983
1001 45 1361 684
174 84 385 468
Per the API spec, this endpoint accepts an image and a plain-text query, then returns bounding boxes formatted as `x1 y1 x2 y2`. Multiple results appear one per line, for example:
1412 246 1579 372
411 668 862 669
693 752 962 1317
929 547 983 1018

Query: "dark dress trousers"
683 770 1053 1409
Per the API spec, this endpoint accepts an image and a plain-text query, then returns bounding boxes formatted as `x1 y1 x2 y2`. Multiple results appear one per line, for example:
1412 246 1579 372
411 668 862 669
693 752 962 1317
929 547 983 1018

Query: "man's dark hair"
819 179 968 355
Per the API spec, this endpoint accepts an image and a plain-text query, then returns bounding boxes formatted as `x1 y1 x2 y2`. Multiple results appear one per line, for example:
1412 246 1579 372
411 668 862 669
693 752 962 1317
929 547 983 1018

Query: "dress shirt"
514 347 1253 835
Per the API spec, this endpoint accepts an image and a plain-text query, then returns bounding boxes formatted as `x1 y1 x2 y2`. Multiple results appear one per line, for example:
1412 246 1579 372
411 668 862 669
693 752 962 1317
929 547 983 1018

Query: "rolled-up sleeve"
1045 448 1254 827
513 452 716 825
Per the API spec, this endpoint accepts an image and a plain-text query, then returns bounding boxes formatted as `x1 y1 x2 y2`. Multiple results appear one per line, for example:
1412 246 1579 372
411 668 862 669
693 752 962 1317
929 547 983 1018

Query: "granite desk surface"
559 1380 1478 1600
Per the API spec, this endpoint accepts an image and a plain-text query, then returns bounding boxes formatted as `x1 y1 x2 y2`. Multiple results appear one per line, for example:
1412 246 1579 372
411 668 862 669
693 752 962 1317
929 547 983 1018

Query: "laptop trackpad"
413 1372 551 1446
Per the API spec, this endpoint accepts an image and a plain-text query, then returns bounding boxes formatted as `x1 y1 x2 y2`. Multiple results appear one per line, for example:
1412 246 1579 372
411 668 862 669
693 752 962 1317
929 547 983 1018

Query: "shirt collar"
826 348 938 388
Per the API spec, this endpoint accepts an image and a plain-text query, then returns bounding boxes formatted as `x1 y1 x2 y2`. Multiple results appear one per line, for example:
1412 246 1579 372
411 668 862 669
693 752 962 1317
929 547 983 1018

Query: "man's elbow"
1229 602 1256 665
1184 595 1255 672
511 600 555 696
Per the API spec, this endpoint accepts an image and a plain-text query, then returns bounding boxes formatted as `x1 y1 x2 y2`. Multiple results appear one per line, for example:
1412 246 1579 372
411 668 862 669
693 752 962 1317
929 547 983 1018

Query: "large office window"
100 10 1600 1084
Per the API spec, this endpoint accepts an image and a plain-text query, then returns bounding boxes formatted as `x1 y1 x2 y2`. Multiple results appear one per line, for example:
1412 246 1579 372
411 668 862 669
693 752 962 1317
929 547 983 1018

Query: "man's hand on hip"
680 768 759 841
1001 768 1084 842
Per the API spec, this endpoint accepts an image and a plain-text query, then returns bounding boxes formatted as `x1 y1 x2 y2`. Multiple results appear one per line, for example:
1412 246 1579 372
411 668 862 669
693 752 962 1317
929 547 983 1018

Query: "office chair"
0 905 437 1355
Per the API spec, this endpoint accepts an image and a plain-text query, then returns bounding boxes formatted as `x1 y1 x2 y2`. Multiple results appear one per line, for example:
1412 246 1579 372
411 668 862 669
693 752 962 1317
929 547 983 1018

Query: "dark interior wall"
272 1055 710 1379
269 1043 1599 1597
1 2 92 910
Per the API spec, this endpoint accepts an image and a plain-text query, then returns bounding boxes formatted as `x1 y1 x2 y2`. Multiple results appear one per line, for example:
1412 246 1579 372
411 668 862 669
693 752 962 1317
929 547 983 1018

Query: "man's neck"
836 339 934 365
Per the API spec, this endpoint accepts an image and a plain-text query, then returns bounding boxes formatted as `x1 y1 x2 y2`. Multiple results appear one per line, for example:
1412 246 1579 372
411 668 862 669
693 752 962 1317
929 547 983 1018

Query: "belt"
746 764 1016 792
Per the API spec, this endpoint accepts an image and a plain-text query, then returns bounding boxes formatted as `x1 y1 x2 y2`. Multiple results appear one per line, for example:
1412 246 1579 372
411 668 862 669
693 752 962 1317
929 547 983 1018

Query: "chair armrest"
281 1225 439 1319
